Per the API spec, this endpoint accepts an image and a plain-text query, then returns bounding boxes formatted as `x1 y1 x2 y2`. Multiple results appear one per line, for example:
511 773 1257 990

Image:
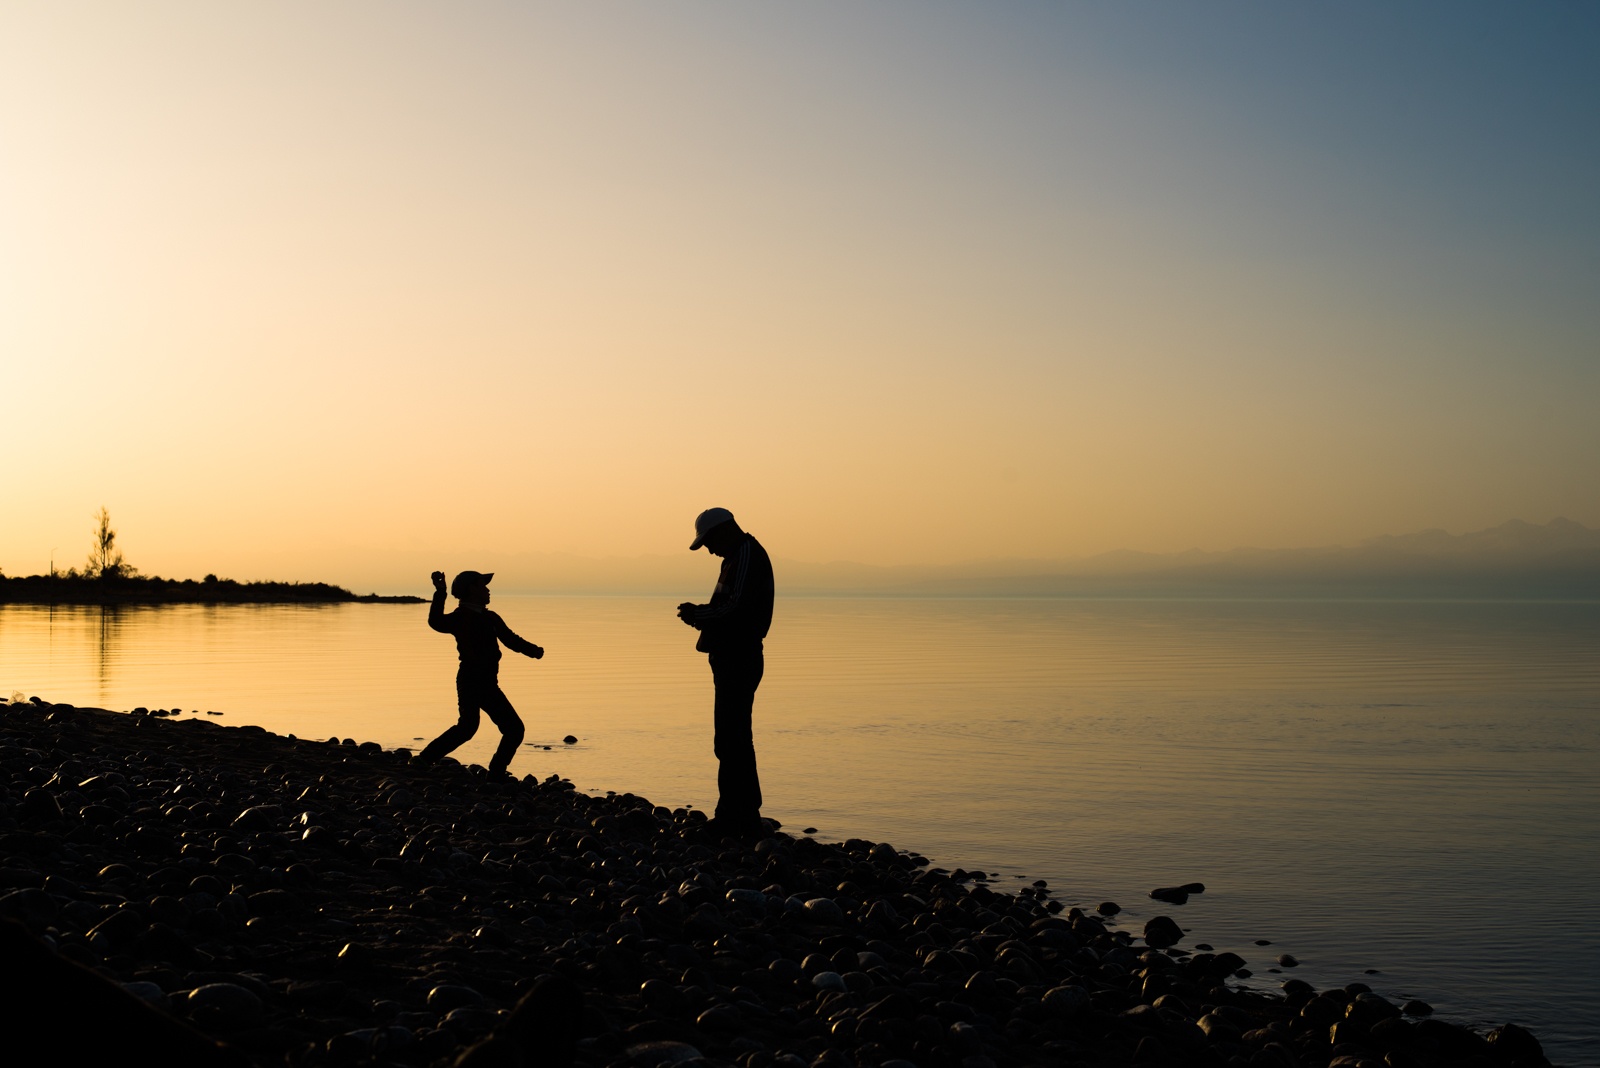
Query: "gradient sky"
3 3 1597 588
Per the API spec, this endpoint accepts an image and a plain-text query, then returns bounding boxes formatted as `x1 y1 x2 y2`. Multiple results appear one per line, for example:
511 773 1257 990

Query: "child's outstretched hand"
529 645 544 660
431 571 446 593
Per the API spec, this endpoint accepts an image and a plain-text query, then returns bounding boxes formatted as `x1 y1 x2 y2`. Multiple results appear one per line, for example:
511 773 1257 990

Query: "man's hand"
677 601 700 627
529 645 544 660
431 571 446 593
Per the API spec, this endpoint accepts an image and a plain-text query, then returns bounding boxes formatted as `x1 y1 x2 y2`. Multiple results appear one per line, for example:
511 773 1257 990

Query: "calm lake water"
3 596 1597 1065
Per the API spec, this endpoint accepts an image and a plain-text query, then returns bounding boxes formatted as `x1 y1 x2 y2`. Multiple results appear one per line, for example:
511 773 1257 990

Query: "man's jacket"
685 533 774 655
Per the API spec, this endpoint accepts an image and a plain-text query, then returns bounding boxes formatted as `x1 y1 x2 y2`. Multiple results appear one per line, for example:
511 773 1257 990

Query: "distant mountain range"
793 517 1600 599
481 518 1600 599
258 518 1599 599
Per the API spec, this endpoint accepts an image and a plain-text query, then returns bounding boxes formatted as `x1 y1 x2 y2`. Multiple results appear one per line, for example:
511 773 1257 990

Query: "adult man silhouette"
677 508 774 839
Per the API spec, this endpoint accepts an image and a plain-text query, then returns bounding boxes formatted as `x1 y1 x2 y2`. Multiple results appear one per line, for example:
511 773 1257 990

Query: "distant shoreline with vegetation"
0 573 423 605
0 505 423 605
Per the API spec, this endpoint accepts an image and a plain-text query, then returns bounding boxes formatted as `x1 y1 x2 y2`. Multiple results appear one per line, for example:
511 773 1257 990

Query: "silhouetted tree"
86 506 134 579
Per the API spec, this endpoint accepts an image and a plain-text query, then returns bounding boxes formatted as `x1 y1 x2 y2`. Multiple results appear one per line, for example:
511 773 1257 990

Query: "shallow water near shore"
3 595 1598 1064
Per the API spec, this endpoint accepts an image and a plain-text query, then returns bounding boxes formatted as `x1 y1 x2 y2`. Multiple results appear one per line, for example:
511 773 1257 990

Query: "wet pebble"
1142 915 1184 949
185 982 265 1028
0 700 1535 1068
811 971 848 993
427 984 487 1012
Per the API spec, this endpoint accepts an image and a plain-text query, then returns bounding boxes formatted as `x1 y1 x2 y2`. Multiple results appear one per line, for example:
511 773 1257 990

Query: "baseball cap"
450 570 494 597
690 507 735 550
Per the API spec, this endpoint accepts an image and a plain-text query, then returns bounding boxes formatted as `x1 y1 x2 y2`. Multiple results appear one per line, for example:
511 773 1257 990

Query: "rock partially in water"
1143 915 1184 948
1487 1021 1544 1062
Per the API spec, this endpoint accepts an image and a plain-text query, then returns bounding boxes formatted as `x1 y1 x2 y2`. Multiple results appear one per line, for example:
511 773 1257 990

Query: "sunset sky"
4 3 1597 590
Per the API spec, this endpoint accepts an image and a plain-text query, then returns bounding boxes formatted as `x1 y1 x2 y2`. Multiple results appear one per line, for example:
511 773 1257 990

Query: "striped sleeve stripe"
691 540 750 622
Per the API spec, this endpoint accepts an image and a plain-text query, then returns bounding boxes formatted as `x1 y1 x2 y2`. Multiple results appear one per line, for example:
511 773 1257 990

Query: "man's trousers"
709 651 764 825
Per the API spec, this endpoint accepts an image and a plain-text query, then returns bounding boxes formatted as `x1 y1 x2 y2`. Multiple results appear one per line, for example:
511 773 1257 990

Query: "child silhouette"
417 569 543 777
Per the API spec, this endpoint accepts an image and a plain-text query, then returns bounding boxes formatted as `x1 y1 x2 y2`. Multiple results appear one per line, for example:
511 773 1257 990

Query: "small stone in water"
563 735 577 744
1097 901 1120 916
1276 953 1299 967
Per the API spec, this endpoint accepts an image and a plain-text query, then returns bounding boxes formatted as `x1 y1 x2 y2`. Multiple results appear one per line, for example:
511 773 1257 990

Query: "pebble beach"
0 699 1556 1068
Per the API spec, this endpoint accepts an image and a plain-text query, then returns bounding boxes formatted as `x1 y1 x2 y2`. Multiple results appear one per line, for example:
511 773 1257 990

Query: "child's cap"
450 571 494 597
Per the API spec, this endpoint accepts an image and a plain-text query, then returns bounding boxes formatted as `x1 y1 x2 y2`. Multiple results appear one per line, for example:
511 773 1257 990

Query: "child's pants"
418 668 525 774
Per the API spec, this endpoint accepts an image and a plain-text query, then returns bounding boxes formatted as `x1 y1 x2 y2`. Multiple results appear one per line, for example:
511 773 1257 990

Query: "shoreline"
0 575 423 606
0 700 1551 1067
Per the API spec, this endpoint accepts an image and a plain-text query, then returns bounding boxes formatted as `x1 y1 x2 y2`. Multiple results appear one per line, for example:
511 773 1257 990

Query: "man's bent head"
690 508 742 555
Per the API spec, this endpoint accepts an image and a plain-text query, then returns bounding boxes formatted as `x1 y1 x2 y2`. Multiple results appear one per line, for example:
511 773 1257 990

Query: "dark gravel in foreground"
0 701 1553 1068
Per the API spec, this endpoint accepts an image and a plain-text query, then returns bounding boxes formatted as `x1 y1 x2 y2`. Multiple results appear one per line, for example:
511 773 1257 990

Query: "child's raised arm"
427 571 451 632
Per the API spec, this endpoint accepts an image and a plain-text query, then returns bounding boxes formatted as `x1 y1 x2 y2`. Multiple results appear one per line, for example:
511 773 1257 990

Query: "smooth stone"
810 971 847 993
801 898 845 925
766 959 803 983
1149 886 1190 905
1486 1022 1544 1060
121 981 171 1011
231 806 280 831
427 984 487 1012
1197 1013 1241 1042
639 979 687 1013
0 888 59 929
1142 916 1184 949
1040 985 1090 1018
1096 901 1120 916
442 1005 497 1033
627 1041 704 1067
695 1004 741 1031
185 982 265 1027
725 888 767 910
1276 953 1299 967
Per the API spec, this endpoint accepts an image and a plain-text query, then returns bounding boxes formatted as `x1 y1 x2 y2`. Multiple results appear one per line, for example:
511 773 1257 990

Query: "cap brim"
688 538 705 551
